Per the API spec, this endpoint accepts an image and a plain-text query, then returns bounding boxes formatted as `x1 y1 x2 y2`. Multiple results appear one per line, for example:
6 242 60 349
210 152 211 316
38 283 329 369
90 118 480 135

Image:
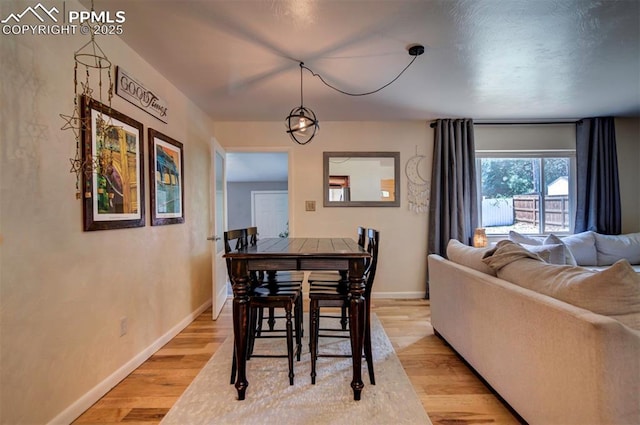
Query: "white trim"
371 291 426 299
475 150 576 157
212 137 227 320
301 292 426 300
214 286 229 320
48 299 212 425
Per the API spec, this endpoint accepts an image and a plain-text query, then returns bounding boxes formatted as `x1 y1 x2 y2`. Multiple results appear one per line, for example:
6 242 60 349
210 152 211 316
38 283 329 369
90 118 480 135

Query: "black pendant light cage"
285 62 319 145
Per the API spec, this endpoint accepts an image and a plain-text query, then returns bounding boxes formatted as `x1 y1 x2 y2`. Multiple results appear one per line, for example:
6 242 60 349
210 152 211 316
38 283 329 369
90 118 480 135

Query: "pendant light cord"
300 54 419 97
299 62 305 106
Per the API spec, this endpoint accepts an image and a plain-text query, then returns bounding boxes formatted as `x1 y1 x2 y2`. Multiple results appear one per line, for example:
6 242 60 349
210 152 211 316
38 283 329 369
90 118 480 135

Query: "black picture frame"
148 128 185 226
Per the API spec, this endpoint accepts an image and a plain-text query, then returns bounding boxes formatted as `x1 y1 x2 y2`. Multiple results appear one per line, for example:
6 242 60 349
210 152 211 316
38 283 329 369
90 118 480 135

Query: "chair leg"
339 278 348 330
340 305 348 330
255 307 264 336
230 343 237 384
294 296 302 361
268 307 276 331
364 303 375 385
310 299 319 384
247 307 258 359
297 294 304 338
285 303 295 385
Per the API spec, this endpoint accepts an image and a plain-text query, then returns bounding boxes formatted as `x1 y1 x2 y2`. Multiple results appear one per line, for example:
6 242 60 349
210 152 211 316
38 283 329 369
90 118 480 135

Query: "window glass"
543 158 571 233
477 154 573 235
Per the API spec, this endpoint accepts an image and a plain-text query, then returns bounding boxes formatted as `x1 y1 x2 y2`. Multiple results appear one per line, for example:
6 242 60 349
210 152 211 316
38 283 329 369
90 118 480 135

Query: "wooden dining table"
223 237 371 401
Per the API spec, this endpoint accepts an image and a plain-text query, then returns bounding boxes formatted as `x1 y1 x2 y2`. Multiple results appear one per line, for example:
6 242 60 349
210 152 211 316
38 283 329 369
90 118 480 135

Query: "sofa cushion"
594 232 640 266
483 241 640 330
560 231 598 266
446 239 497 276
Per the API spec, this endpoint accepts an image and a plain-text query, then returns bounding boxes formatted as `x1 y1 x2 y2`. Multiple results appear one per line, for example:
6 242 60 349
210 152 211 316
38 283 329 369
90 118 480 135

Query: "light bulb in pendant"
298 117 307 132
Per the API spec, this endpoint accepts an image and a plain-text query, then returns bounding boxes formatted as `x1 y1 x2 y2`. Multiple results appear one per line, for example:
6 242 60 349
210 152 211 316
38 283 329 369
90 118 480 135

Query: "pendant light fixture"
285 44 424 145
285 62 319 145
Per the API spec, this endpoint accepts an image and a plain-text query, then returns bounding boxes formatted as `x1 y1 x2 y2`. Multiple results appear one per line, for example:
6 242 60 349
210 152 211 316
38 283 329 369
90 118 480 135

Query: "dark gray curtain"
575 117 621 234
428 119 478 283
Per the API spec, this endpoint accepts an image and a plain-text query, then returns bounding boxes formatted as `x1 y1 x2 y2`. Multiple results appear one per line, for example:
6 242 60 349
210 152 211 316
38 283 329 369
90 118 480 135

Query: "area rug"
161 314 432 425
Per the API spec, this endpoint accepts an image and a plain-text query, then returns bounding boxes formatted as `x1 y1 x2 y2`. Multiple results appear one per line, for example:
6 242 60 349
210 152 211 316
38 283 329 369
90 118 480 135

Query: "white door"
210 140 227 320
251 191 289 238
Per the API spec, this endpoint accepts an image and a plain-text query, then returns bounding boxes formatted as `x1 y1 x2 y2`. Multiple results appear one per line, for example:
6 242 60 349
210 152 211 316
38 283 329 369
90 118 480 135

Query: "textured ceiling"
90 0 640 122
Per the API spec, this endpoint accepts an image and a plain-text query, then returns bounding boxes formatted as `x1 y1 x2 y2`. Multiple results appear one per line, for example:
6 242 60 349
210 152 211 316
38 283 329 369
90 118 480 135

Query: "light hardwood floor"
73 299 524 425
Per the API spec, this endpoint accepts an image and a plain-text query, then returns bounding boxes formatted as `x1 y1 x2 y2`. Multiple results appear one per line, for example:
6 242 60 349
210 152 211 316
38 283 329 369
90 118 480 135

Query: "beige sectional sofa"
428 239 640 425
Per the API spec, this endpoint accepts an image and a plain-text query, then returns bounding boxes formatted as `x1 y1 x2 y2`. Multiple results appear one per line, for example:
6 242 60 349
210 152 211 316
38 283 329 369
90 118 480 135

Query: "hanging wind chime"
60 0 116 199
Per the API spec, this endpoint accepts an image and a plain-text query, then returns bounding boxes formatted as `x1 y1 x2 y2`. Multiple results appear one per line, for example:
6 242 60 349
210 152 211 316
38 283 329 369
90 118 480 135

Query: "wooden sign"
116 66 168 123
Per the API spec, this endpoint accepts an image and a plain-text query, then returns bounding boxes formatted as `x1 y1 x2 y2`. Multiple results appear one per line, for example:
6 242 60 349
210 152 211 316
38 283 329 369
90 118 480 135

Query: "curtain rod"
429 120 581 128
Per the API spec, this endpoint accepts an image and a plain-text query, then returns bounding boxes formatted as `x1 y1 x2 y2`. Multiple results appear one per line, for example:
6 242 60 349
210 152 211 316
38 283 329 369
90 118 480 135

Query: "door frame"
211 138 227 320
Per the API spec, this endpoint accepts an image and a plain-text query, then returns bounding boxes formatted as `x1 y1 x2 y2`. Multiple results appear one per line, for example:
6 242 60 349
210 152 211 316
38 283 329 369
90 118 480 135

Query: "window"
476 152 575 235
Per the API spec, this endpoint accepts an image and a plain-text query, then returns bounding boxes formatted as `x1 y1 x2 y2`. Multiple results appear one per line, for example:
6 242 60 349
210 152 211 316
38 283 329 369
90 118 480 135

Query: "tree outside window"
477 155 573 235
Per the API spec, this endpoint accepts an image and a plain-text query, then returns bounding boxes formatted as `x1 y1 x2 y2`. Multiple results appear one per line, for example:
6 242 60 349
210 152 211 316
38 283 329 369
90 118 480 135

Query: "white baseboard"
213 285 229 319
370 291 426 299
301 292 426 300
48 299 213 425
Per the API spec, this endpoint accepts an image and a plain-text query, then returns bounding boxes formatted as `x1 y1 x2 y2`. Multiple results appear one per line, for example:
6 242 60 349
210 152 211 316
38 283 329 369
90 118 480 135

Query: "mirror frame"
323 151 401 207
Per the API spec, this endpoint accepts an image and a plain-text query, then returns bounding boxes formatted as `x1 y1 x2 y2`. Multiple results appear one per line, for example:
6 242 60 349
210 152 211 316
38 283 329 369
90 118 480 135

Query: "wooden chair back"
363 228 380 299
246 226 259 247
356 226 366 248
223 228 248 281
245 226 265 282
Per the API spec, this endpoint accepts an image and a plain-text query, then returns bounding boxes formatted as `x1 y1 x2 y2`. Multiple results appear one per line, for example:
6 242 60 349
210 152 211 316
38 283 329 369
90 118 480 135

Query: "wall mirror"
323 151 400 207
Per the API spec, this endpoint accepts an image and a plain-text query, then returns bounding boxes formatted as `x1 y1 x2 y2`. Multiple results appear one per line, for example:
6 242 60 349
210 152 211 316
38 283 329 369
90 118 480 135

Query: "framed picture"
81 95 145 231
148 128 185 225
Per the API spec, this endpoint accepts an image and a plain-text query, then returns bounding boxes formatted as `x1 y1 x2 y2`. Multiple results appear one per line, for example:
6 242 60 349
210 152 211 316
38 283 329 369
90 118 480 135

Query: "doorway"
225 152 290 231
223 151 291 296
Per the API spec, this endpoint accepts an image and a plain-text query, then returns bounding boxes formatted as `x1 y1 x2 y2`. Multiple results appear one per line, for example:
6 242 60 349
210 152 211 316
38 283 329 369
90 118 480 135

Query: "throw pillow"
544 234 578 266
508 230 546 245
507 231 572 265
520 243 567 265
594 232 640 266
482 240 545 270
446 239 497 276
557 231 598 266
485 242 640 330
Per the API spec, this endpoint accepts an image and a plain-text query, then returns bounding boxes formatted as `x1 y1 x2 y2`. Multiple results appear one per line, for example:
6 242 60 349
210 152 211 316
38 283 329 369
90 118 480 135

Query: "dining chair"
307 226 366 330
308 228 380 385
226 228 303 386
245 227 304 337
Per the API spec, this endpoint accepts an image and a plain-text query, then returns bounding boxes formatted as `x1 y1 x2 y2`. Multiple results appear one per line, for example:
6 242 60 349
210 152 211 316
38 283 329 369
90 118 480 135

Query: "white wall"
214 121 433 298
0 1 215 423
